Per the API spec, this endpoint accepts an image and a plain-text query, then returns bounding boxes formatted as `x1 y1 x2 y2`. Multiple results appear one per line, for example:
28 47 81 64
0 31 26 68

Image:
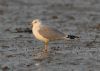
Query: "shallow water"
0 0 100 71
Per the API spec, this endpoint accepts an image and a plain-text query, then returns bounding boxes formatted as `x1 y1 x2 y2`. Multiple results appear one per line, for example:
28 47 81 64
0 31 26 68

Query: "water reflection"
35 61 47 71
33 50 49 60
33 51 49 71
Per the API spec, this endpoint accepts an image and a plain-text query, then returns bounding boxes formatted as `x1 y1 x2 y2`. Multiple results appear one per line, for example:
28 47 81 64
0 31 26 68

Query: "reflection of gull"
31 19 79 52
33 50 49 60
35 62 47 71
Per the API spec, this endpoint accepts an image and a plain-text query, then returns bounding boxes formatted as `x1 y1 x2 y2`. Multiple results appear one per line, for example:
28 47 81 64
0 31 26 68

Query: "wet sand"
0 0 100 71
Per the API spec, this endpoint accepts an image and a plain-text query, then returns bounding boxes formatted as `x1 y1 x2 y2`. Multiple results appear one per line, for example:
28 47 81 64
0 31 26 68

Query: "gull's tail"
66 35 79 39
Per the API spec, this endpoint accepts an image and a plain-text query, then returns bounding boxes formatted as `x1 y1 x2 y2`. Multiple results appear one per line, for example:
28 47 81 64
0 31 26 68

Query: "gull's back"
39 24 66 41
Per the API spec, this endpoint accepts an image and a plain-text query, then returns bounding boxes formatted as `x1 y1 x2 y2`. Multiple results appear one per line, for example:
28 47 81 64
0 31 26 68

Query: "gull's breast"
32 28 49 42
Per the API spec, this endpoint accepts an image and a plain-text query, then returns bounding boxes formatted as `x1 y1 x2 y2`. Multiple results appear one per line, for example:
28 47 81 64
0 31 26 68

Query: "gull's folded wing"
39 25 65 40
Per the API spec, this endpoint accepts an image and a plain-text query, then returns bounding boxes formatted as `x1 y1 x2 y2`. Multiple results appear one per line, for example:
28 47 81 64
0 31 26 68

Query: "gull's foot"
33 50 49 61
42 48 48 53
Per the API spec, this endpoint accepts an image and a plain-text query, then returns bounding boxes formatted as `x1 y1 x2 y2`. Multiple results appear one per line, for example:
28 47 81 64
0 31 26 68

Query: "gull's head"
31 19 41 28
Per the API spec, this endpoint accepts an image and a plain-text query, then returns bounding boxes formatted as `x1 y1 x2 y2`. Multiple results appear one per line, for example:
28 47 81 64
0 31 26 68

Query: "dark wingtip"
67 35 79 39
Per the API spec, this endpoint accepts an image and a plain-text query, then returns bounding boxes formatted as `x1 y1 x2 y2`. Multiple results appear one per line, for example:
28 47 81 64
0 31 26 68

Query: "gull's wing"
39 25 65 40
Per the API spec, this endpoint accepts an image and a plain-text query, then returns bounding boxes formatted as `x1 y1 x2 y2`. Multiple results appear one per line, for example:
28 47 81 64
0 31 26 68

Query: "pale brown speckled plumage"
39 25 66 41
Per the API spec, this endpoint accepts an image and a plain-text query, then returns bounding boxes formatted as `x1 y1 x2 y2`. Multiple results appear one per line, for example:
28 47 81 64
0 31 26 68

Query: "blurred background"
0 0 100 71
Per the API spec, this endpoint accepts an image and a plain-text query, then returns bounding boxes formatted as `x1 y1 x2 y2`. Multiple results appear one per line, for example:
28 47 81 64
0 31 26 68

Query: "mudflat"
0 0 100 71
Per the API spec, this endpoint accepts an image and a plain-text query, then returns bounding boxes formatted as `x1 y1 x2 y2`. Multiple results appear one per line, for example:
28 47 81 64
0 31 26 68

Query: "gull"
31 19 79 52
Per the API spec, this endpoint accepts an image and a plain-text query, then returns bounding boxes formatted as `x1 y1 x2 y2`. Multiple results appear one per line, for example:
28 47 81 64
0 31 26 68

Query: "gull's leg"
43 41 48 52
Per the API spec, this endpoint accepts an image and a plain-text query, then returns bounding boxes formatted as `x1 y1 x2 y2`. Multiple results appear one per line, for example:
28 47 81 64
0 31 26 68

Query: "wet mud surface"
0 0 100 71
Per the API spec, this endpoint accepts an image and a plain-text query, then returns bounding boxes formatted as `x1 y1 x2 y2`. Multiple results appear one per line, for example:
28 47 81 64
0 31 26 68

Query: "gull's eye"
34 21 37 23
